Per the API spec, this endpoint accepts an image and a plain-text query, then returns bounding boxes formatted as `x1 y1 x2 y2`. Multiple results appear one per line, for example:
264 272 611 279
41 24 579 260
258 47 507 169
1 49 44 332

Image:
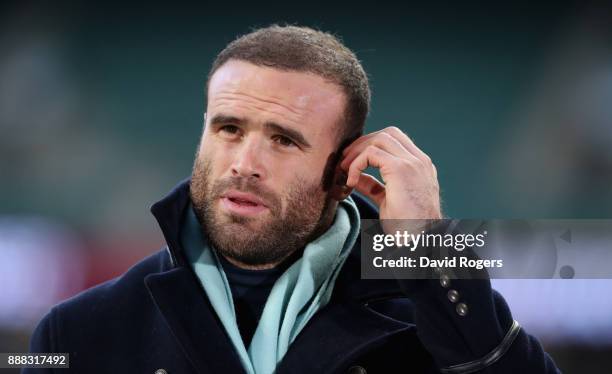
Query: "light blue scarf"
181 197 360 374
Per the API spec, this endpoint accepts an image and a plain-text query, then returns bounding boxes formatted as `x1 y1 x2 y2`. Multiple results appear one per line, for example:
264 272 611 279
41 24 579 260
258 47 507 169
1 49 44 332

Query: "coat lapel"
145 267 247 374
276 300 415 374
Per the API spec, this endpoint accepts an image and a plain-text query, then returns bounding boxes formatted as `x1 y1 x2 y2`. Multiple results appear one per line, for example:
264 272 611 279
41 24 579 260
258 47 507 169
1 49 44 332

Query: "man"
26 25 560 373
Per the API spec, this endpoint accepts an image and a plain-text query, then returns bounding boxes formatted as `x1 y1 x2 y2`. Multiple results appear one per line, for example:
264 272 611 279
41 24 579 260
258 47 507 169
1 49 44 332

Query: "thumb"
354 172 386 207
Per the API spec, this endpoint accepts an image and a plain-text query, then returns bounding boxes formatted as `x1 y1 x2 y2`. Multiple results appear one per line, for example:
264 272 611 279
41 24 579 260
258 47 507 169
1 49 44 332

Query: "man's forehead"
207 60 346 117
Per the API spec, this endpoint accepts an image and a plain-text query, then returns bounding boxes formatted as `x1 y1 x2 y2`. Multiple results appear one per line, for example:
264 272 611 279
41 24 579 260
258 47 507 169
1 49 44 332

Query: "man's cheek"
272 194 287 217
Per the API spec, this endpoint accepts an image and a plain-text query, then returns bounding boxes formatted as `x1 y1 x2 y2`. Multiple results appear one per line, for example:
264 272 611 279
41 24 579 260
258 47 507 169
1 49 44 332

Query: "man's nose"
230 137 266 180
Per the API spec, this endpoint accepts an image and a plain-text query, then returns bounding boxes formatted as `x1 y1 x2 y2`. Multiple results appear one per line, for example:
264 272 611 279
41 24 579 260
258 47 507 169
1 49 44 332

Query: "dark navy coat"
25 179 560 373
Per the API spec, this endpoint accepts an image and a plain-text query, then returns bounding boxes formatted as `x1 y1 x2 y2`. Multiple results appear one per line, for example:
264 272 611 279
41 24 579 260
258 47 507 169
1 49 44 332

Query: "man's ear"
330 167 353 201
325 133 362 201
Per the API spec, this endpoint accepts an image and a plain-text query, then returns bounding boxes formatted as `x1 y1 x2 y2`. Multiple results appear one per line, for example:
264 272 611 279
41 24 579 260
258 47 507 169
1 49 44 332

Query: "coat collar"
146 178 412 374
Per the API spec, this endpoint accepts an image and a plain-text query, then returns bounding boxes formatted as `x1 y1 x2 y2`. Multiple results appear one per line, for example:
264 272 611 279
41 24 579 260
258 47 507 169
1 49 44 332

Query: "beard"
189 156 335 267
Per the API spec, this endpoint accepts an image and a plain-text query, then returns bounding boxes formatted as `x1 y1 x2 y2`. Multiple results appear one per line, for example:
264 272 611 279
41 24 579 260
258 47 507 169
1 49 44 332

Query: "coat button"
347 365 367 374
456 302 469 316
447 289 460 303
155 369 167 374
440 274 451 288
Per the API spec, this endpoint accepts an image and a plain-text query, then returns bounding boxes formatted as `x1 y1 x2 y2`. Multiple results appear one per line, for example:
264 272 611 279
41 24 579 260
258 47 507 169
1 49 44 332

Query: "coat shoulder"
52 248 170 324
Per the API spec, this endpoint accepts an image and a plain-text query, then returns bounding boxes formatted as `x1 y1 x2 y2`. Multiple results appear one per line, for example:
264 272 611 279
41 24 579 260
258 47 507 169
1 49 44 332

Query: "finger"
341 130 380 156
340 132 412 172
383 126 432 165
354 172 386 207
382 127 439 178
343 126 433 168
345 144 402 188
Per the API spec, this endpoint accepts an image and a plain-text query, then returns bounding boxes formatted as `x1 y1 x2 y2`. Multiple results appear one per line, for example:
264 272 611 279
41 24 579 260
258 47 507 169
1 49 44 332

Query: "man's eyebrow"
209 114 246 126
264 122 312 149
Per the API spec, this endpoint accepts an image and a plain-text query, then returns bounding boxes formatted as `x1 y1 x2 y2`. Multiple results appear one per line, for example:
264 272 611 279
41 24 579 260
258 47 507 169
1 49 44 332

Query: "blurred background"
1 1 611 372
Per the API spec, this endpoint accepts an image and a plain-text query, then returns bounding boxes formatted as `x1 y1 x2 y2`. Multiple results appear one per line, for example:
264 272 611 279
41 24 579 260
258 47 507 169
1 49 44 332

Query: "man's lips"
222 190 267 206
220 190 268 216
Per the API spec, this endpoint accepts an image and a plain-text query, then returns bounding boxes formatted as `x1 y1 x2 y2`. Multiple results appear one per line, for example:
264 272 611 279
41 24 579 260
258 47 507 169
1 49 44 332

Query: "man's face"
190 60 347 268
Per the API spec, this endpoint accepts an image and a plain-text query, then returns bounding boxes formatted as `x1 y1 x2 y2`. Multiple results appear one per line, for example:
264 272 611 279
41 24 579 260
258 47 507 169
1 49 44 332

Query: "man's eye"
220 125 239 134
273 135 297 147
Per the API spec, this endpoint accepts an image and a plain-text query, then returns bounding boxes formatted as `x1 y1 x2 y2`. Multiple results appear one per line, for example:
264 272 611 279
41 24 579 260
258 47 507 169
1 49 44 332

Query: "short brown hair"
207 24 370 144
